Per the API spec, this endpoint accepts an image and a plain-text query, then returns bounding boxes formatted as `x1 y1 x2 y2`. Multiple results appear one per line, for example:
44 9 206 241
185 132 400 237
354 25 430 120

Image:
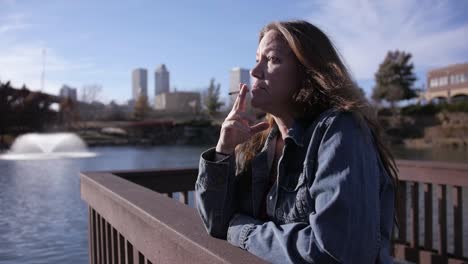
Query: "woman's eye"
268 56 280 63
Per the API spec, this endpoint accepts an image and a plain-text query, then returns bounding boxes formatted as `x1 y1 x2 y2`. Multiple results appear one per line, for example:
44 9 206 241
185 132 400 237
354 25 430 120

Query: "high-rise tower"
155 64 170 96
132 68 148 100
229 67 251 106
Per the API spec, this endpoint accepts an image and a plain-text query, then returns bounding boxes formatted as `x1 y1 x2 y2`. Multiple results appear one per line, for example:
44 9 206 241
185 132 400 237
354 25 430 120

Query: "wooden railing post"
112 228 118 264
89 207 96 264
453 186 463 257
437 184 447 255
410 182 420 248
107 222 112 264
119 234 125 264
397 181 407 242
102 216 108 264
423 183 433 250
98 214 103 264
179 191 189 205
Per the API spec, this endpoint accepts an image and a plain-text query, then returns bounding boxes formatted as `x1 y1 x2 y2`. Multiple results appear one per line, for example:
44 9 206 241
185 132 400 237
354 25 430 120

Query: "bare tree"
133 95 150 120
80 84 102 103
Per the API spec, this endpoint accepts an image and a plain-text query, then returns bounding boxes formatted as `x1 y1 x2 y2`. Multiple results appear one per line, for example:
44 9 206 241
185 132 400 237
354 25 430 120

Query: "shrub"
401 104 441 116
445 101 468 112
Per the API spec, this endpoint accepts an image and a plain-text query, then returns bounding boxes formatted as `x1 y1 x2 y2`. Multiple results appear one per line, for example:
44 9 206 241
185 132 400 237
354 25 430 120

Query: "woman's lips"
252 83 267 91
252 85 267 95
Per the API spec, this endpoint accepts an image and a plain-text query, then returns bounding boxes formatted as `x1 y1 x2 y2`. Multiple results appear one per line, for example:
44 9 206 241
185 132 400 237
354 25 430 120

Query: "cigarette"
229 90 240 95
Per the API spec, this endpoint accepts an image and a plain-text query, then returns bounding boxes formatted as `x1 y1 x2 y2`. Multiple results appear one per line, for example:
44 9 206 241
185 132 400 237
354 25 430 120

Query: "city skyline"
155 64 170 96
229 67 251 107
1 0 467 104
132 68 147 101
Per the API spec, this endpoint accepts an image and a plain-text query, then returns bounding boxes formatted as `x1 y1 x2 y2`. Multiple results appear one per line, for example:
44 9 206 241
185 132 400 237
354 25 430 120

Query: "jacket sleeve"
226 113 383 263
195 147 238 239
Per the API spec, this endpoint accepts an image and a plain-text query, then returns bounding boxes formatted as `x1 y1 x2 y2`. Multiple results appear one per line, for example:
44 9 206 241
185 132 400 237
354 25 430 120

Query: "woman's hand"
215 84 270 154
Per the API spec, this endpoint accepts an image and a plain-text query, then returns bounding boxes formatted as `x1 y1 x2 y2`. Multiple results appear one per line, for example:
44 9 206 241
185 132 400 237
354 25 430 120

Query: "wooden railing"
80 160 468 264
393 160 468 264
80 169 267 264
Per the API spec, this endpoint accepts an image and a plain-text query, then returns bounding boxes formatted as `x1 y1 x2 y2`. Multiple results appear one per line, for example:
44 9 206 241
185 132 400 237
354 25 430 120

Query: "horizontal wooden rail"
81 170 267 264
396 160 468 187
393 160 468 264
81 160 468 264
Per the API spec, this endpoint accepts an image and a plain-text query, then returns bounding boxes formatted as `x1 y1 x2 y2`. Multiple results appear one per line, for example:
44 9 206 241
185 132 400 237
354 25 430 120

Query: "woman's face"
250 30 301 117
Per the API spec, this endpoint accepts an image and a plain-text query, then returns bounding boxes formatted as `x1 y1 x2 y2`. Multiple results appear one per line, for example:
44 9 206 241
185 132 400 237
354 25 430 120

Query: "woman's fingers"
238 84 249 111
222 120 251 137
231 83 242 110
250 121 270 135
226 112 256 125
231 83 249 112
218 89 267 153
217 119 269 154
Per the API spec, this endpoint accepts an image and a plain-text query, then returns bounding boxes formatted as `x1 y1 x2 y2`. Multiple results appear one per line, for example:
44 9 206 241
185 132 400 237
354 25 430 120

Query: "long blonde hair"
238 20 399 208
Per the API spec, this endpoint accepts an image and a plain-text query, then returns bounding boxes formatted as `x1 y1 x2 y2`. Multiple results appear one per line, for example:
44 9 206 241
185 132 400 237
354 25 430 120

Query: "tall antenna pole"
40 48 46 91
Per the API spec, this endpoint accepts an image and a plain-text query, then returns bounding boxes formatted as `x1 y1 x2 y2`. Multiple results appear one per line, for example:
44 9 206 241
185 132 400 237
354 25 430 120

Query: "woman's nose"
250 62 264 80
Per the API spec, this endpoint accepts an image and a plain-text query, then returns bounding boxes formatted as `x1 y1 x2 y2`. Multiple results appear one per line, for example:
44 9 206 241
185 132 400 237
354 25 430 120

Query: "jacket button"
217 176 225 185
276 208 283 218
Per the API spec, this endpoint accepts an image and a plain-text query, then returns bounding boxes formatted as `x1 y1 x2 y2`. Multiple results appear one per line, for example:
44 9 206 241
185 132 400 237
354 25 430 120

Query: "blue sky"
1 0 467 105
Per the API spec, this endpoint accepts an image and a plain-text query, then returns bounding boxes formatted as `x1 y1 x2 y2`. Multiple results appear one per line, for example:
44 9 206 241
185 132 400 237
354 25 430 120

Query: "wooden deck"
80 160 468 264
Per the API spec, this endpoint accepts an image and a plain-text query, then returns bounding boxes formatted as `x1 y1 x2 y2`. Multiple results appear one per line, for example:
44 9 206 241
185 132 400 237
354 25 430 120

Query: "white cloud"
0 43 95 94
0 0 16 7
0 14 96 96
306 0 468 84
0 13 30 34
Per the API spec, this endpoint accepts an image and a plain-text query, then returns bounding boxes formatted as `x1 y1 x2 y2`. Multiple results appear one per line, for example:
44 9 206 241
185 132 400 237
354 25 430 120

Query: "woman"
195 20 397 264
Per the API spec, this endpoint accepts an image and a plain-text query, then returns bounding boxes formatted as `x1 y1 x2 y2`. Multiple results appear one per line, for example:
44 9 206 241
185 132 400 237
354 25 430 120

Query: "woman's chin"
251 99 265 111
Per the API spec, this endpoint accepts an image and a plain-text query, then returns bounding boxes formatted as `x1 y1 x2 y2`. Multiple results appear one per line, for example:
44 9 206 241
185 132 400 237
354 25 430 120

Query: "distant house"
154 91 201 113
59 85 77 101
423 62 468 103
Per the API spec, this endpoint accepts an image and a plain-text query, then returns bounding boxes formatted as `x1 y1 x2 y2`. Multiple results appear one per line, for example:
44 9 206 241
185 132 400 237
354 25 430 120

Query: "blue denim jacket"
195 111 395 263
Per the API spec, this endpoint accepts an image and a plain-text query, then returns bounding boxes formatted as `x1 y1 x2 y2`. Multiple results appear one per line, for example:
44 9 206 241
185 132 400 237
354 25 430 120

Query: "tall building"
155 64 170 96
132 68 148 100
423 62 468 103
229 67 251 106
59 85 77 101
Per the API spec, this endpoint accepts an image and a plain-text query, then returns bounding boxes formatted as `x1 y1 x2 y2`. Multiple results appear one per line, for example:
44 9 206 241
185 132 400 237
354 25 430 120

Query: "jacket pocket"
279 172 306 192
276 173 314 223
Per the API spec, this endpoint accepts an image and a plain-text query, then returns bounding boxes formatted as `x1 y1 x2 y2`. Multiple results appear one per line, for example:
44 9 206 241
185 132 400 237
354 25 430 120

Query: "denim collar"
259 120 306 151
285 120 306 147
260 125 279 152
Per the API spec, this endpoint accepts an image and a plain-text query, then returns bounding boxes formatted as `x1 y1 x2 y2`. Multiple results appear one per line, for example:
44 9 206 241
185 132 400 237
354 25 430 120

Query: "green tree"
133 95 150 120
0 81 55 139
204 78 224 117
356 84 366 99
0 81 14 147
18 87 54 131
372 50 417 108
60 97 80 129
